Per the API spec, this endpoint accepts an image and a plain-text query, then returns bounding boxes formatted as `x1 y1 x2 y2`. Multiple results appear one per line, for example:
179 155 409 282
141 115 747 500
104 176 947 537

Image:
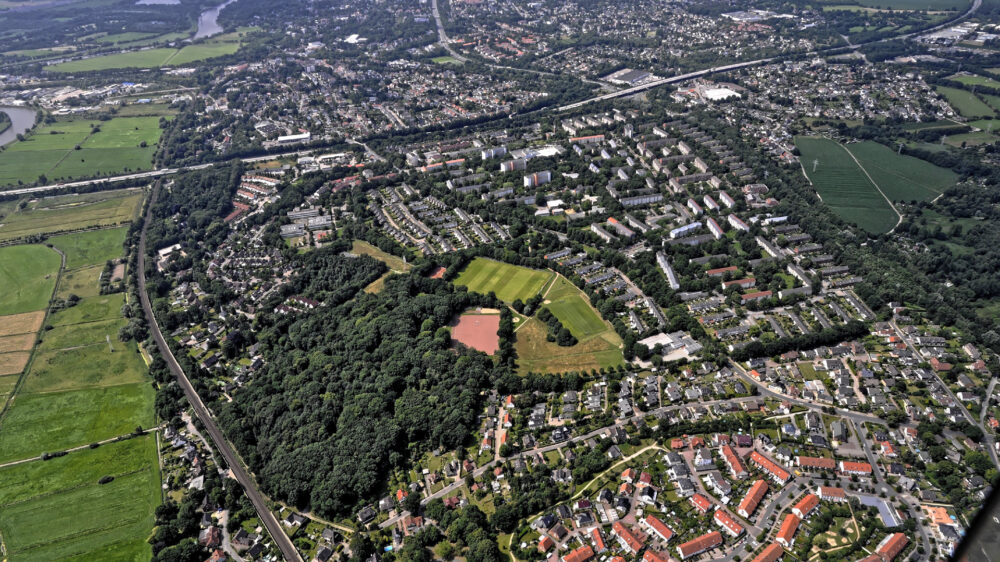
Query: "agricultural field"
0 192 158 561
0 115 164 187
0 244 61 315
794 136 899 234
47 226 128 270
948 73 1000 89
854 0 968 9
0 435 160 561
936 86 995 118
0 189 143 241
845 141 957 203
47 30 246 72
454 258 554 303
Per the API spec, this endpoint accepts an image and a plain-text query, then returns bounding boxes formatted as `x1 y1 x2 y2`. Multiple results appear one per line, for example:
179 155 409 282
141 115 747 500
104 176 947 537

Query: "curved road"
137 184 302 562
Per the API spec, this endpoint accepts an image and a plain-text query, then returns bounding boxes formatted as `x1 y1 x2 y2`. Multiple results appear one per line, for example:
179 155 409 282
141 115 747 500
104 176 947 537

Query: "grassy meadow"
454 258 554 303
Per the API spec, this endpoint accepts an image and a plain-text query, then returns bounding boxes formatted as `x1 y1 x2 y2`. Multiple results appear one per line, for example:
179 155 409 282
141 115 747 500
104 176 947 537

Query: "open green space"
48 226 127 270
936 86 996 118
901 119 965 131
351 239 412 272
432 56 461 64
47 30 246 72
0 244 61 315
454 258 554 303
543 276 608 339
0 115 163 187
0 189 143 240
0 382 154 462
0 436 159 561
854 0 967 9
794 136 898 234
845 141 957 202
515 318 623 375
55 265 105 299
948 73 1000 89
50 292 125 326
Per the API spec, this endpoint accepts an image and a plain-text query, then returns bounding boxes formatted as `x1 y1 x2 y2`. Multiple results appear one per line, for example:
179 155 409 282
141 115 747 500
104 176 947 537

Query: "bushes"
537 307 577 346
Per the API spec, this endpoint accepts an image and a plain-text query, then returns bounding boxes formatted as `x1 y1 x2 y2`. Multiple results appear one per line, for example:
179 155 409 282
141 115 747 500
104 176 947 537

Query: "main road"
137 184 303 562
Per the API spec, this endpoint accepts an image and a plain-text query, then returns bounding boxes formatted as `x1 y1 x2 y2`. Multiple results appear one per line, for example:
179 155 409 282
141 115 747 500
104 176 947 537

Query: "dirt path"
838 142 903 232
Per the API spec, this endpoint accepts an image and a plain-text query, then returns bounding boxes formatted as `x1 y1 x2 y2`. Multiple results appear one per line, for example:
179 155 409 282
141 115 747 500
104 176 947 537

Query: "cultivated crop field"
795 136 898 234
0 116 163 187
936 86 995 118
0 189 143 240
455 258 554 303
845 141 957 203
0 244 61 315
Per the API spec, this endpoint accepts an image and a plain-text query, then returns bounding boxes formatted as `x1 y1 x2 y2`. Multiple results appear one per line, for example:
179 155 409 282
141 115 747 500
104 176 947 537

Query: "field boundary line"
840 142 903 232
0 244 64 424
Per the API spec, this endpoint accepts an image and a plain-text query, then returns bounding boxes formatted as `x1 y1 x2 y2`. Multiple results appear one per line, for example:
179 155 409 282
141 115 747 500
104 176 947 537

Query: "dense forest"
218 269 510 517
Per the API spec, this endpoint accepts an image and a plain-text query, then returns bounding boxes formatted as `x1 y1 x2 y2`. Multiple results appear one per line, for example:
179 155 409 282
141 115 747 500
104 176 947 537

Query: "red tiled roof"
644 514 674 542
738 479 768 517
750 451 791 483
677 531 723 560
797 456 836 470
776 514 800 545
562 545 594 562
714 509 744 537
792 493 819 519
751 543 784 562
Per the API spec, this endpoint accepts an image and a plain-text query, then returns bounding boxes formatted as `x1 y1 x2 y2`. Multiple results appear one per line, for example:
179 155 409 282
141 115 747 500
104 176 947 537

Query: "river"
0 107 37 148
194 0 238 40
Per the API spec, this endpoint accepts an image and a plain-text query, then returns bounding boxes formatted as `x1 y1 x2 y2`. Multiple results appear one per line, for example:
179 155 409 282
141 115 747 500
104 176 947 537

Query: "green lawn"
0 436 159 562
543 276 608 339
0 116 163 188
48 31 244 72
0 190 143 240
454 258 554 303
856 0 966 8
351 240 412 272
936 86 995 118
0 245 61 315
55 265 105 299
48 227 127 270
845 141 957 203
25 330 147 394
795 136 898 234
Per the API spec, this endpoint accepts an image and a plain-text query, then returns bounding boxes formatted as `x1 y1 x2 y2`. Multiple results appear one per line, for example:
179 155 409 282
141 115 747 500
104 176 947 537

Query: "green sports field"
454 258 555 303
0 116 163 188
795 136 898 234
48 227 128 270
0 189 143 241
0 436 160 561
936 86 995 118
845 141 957 203
0 245 61 315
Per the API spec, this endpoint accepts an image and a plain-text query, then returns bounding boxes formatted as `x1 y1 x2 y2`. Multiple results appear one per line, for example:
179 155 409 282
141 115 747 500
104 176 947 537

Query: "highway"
431 0 467 63
137 184 303 562
556 0 982 112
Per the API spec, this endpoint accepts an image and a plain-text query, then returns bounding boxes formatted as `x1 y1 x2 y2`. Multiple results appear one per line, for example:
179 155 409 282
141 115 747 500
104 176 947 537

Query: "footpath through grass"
794 136 898 234
844 141 956 203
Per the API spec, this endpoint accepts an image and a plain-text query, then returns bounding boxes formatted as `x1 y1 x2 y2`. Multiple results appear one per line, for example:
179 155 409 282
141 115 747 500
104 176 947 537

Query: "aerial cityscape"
1 0 1000 561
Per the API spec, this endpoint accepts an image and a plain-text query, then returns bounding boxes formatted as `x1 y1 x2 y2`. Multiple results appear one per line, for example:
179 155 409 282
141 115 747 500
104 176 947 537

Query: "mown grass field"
0 244 61 315
0 436 159 561
0 189 143 240
948 73 1000 89
48 226 128 270
454 258 555 303
0 116 163 187
936 86 995 118
795 136 898 234
55 265 104 299
50 292 125 326
845 141 957 203
544 276 608 339
854 0 967 9
351 239 411 272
